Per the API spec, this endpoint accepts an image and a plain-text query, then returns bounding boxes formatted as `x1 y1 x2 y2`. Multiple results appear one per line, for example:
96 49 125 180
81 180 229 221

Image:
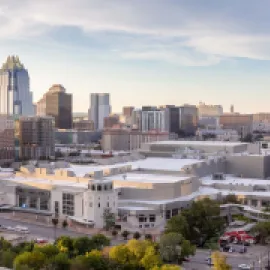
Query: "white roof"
68 157 202 175
118 206 155 211
147 140 247 147
201 175 270 186
106 172 190 184
118 186 219 205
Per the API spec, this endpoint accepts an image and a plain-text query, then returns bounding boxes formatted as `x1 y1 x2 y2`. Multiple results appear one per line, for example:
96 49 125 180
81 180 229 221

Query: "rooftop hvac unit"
212 173 225 180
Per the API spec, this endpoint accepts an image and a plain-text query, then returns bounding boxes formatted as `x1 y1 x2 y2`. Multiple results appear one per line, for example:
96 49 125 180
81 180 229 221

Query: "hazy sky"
1 0 270 113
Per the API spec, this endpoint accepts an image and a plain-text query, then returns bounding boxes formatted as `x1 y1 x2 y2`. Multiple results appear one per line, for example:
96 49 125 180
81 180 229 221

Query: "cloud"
1 0 270 65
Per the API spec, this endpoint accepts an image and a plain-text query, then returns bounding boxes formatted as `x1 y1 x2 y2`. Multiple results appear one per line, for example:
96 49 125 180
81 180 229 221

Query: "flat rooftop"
106 172 190 184
147 141 247 147
67 157 203 176
201 175 270 186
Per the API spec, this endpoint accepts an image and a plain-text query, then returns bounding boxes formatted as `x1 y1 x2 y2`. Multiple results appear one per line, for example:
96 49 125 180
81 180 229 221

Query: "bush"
62 219 68 229
133 231 141 240
111 230 118 238
121 230 130 240
145 234 153 241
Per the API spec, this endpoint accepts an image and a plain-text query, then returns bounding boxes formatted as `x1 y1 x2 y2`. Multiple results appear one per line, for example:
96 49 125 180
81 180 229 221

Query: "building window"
97 185 102 191
54 201 59 216
89 202 93 207
138 215 147 222
172 208 178 216
149 215 156 222
104 185 107 190
107 202 109 207
18 196 27 207
165 210 171 220
62 193 74 216
98 203 100 208
29 197 37 209
91 185 95 191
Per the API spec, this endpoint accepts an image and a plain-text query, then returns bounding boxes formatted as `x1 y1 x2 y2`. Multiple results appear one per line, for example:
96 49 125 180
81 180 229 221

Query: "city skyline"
1 1 270 113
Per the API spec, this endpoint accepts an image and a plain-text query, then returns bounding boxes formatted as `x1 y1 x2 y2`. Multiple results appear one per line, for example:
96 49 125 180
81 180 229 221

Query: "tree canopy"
212 251 232 270
166 198 224 246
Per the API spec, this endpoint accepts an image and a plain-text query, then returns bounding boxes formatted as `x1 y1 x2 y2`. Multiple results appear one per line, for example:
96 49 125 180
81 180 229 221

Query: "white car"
238 264 252 269
14 226 29 234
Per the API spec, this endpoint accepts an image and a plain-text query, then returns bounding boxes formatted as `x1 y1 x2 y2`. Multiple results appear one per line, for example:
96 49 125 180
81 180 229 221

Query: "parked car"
238 264 252 269
35 238 48 244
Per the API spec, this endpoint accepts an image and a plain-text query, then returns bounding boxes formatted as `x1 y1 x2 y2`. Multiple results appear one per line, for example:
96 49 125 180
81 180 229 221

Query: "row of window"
89 184 113 191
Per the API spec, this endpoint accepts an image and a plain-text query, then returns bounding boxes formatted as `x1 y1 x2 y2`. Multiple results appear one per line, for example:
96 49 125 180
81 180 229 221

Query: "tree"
145 234 153 241
73 236 94 256
241 133 253 142
52 217 59 241
212 251 231 270
56 236 74 255
159 233 195 263
126 239 152 262
165 215 190 239
0 250 16 268
109 244 136 266
122 230 130 240
133 231 141 240
251 221 270 244
91 234 110 250
159 233 183 263
111 230 118 238
140 246 162 270
222 194 239 204
166 198 224 246
103 208 116 231
14 251 46 270
62 219 68 229
34 244 59 258
46 253 70 270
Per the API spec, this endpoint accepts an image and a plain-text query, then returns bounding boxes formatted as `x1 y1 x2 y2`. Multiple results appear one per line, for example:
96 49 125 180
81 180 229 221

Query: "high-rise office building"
197 102 223 118
36 84 72 129
0 56 34 116
88 93 111 130
18 116 55 160
0 115 15 165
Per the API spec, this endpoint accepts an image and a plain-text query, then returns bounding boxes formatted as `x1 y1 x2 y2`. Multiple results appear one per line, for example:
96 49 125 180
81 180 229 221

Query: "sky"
1 0 270 113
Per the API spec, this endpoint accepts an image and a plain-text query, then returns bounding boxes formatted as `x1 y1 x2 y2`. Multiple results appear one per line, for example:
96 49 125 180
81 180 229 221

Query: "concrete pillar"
257 200 262 208
248 199 252 206
26 196 30 207
37 197 40 210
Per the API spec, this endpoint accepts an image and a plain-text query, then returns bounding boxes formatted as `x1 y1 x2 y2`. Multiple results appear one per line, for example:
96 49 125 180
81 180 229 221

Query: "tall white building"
0 56 34 116
141 109 169 132
88 93 111 130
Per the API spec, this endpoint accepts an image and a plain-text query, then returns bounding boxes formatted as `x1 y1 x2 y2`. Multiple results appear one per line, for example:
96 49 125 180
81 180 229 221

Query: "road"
182 248 270 270
0 217 126 245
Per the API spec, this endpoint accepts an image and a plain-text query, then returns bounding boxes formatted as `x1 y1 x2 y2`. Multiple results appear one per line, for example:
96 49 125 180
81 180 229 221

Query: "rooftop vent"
212 173 225 180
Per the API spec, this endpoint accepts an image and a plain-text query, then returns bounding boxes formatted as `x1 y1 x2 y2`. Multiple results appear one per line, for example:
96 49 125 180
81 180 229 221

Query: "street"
183 247 270 270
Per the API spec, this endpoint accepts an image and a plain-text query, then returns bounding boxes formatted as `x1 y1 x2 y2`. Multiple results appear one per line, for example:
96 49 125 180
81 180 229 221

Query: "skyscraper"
0 56 34 116
88 93 111 130
36 84 72 129
18 116 55 160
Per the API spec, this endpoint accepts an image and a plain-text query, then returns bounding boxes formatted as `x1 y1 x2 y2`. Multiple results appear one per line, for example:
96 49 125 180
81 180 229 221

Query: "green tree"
103 208 116 231
166 198 224 246
251 221 270 244
73 236 94 256
133 231 141 240
56 236 74 254
62 219 68 229
159 233 183 263
111 230 118 238
49 252 71 270
152 265 181 270
34 244 59 258
0 250 16 268
91 234 110 250
14 251 46 270
212 251 231 270
122 230 130 240
159 233 195 263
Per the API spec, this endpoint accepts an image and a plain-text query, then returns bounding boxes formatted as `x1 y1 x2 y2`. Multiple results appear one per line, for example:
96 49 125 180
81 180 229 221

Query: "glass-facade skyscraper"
0 56 34 116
